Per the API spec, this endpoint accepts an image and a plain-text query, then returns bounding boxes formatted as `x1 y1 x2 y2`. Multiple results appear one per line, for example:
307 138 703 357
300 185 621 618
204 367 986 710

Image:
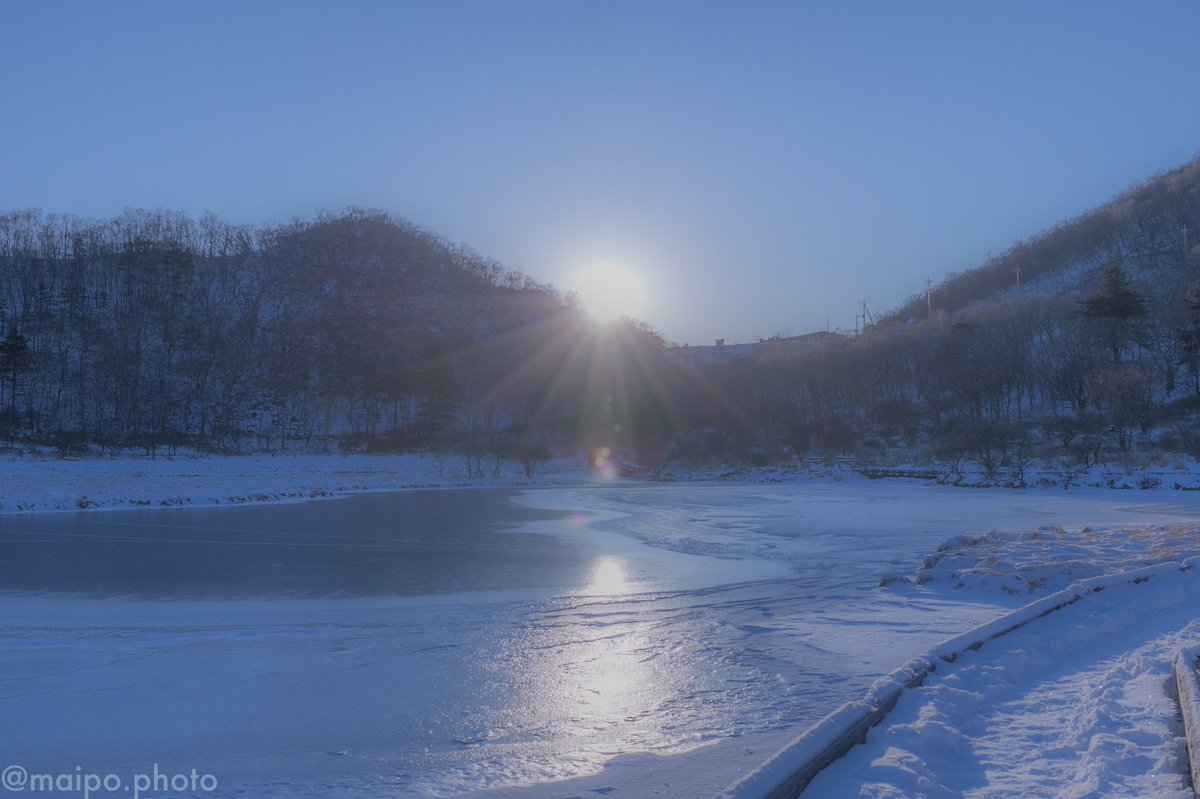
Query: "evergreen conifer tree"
1080 262 1145 364
1081 262 1146 319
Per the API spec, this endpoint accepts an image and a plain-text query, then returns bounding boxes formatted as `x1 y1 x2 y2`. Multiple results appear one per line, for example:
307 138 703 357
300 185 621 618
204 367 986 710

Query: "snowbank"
722 561 1193 799
4 451 1200 519
0 452 589 513
798 558 1200 798
911 524 1200 596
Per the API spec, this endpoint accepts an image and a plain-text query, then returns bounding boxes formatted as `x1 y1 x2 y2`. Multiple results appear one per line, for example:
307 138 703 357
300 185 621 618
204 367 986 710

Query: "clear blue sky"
3 0 1199 344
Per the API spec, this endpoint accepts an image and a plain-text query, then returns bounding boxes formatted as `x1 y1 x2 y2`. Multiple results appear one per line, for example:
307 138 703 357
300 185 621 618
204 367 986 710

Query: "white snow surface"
0 451 584 512
910 522 1200 596
804 564 1200 799
2 456 1200 797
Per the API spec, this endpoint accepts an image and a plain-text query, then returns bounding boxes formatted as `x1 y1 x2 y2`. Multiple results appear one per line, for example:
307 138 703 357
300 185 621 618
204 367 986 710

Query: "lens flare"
592 447 618 481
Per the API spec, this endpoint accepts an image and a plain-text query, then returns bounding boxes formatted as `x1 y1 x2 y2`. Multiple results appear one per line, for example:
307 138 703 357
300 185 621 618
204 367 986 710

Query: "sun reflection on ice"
587 557 627 595
563 625 656 739
466 557 744 789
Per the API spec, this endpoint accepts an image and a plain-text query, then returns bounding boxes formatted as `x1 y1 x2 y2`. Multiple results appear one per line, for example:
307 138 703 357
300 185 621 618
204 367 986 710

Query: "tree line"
671 155 1200 479
0 208 693 470
679 260 1200 484
3 153 1200 483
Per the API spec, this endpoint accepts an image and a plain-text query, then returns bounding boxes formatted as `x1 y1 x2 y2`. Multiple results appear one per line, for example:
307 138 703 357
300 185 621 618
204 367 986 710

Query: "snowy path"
804 567 1200 799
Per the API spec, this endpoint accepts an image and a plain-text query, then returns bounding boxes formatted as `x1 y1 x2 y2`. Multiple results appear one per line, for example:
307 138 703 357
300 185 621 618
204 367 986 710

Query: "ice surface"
2 464 1200 797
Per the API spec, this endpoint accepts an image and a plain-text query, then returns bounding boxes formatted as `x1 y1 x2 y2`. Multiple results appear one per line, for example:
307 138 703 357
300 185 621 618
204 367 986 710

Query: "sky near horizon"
3 0 1199 345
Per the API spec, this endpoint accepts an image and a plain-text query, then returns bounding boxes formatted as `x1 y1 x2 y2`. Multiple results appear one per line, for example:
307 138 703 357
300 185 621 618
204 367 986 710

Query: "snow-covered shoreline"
726 559 1200 799
0 452 591 513
801 561 1200 799
4 451 1200 516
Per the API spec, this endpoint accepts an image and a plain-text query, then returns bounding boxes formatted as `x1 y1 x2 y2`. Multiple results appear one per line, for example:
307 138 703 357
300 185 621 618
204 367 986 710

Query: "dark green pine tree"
1080 262 1146 319
1079 262 1146 364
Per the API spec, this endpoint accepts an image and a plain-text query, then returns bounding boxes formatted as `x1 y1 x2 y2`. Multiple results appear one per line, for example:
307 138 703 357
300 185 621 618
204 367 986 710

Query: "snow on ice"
2 455 1200 797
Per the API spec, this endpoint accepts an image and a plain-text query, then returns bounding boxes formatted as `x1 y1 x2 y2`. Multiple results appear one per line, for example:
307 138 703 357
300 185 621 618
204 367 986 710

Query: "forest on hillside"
694 158 1200 482
0 208 687 471
2 157 1200 483
888 158 1200 321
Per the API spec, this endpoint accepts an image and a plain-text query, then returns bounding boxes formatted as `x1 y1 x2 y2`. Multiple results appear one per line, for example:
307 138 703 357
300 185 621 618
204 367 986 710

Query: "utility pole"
1014 266 1021 290
926 277 932 316
861 299 873 328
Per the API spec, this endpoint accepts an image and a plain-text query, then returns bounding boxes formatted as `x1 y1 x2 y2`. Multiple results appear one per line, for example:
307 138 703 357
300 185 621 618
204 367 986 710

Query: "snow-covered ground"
0 452 585 513
4 451 1199 515
2 456 1200 797
804 565 1200 799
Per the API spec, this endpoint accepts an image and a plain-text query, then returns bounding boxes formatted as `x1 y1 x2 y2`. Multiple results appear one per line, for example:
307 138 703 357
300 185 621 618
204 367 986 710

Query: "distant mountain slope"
0 208 596 452
884 156 1200 323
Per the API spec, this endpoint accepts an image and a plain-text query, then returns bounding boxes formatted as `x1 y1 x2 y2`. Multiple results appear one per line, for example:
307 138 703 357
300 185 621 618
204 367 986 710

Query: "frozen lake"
0 490 596 597
3 481 1199 797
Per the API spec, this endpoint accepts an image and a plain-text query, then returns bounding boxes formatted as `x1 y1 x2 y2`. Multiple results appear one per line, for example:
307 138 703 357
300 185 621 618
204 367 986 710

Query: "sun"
571 262 647 322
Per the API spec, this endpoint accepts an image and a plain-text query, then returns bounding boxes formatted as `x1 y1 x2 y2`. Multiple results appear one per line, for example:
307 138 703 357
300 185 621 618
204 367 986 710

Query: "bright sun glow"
571 262 646 322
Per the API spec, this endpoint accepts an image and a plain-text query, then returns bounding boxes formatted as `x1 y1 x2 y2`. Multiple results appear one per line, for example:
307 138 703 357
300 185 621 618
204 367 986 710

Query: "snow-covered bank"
802 563 1200 799
724 561 1194 799
905 522 1200 596
0 452 587 512
5 451 1200 516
